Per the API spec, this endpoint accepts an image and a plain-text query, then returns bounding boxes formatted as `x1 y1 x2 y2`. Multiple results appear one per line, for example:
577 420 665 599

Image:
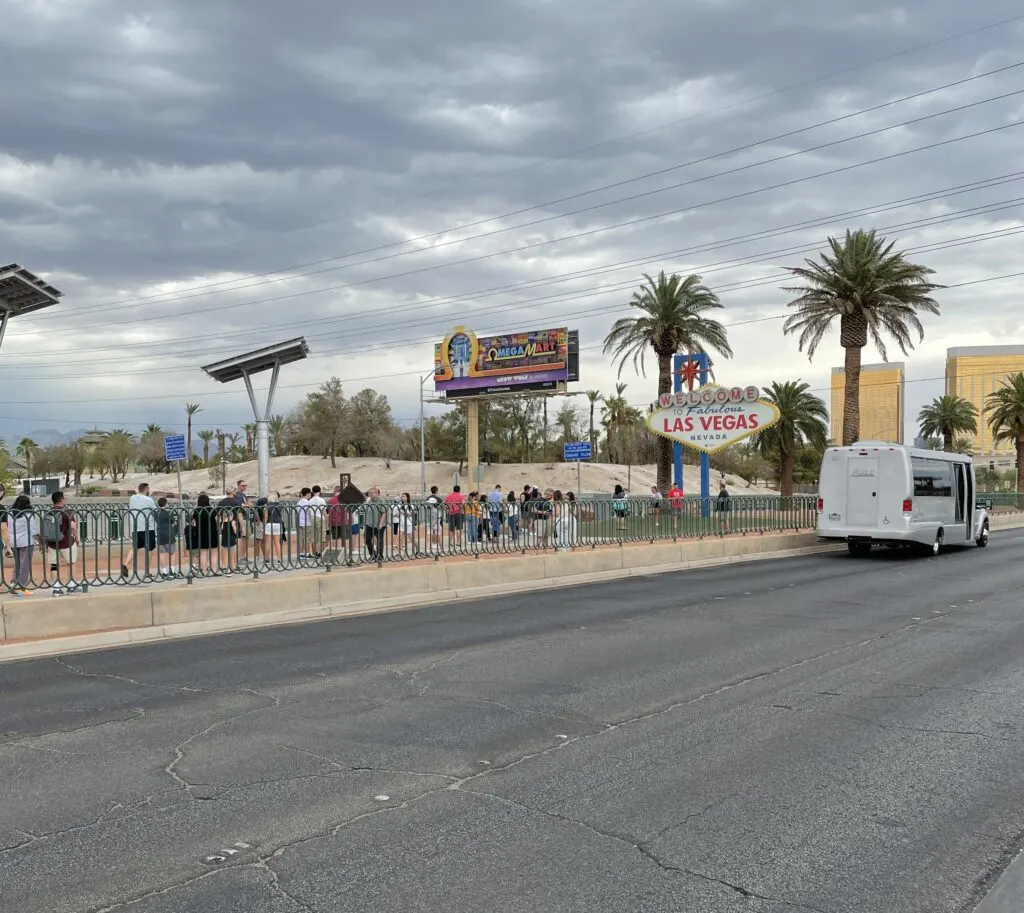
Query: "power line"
54 22 1024 310
7 268 1023 406
4 198 1022 372
12 109 1024 346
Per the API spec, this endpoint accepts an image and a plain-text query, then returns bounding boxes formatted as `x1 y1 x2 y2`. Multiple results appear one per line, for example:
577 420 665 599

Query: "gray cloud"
0 0 1022 441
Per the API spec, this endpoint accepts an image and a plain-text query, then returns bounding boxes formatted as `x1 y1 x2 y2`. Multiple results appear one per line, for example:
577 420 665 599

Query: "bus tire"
848 541 871 557
976 522 990 548
928 529 943 556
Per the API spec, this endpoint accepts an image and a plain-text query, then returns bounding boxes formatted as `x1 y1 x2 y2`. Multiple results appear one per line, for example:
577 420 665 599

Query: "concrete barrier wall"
3 521 1020 650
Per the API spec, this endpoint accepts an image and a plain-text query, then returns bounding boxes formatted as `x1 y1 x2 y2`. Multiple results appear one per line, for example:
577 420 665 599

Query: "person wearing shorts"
444 485 465 543
155 497 179 578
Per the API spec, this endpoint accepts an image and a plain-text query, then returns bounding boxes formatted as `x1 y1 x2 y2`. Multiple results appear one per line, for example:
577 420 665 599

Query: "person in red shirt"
443 485 465 545
667 483 684 534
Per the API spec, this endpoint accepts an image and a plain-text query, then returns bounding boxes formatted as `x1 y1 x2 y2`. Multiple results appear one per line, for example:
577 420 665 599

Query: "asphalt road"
3 533 1024 913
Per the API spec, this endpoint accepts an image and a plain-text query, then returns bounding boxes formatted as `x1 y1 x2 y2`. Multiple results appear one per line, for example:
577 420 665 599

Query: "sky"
1 0 1023 445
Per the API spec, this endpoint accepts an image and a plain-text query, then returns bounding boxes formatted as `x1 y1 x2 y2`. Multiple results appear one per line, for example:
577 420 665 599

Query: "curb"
0 543 842 663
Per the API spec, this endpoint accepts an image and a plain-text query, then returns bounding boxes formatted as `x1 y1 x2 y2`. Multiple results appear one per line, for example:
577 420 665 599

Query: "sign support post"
562 441 592 494
164 434 187 502
673 353 711 515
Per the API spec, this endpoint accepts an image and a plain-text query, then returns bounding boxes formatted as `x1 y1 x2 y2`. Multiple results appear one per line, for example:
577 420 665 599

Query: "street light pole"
419 374 427 495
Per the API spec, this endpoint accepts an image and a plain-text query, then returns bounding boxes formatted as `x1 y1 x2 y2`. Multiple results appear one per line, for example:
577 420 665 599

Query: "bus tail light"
816 497 823 511
902 498 912 513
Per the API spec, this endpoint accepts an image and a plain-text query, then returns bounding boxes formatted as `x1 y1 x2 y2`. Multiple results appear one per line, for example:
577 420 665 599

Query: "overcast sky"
1 0 1022 444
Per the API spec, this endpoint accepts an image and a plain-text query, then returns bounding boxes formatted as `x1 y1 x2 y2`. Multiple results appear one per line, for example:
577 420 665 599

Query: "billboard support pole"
466 399 480 489
419 375 427 495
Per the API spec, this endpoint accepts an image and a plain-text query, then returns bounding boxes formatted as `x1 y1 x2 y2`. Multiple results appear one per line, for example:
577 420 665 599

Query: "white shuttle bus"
816 441 990 556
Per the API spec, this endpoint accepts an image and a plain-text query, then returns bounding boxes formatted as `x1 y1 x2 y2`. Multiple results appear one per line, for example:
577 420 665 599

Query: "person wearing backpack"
43 492 79 591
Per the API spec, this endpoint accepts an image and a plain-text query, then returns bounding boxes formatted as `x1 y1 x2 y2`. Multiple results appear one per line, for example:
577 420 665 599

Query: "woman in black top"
189 493 220 574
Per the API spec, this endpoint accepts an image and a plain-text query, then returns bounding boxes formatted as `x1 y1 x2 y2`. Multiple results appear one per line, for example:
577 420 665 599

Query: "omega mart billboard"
434 326 579 398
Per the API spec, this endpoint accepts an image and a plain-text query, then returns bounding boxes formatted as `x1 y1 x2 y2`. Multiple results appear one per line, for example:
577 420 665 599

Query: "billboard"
646 384 780 454
434 326 578 398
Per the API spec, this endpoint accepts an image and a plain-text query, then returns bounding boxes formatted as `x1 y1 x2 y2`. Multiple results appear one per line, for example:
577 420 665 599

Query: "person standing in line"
228 480 252 562
487 484 505 540
45 491 80 591
667 481 684 535
308 484 327 558
217 488 241 576
265 490 285 564
0 483 9 584
363 487 387 561
325 485 348 564
188 493 219 574
7 494 39 595
506 490 520 544
612 484 629 532
534 489 554 549
649 485 663 528
716 481 731 534
444 484 465 547
296 487 312 558
426 485 443 554
123 482 157 579
464 491 481 545
154 497 180 578
391 492 415 556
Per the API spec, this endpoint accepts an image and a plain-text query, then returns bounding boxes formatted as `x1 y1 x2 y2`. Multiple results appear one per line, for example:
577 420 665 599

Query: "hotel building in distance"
946 345 1024 458
830 362 905 445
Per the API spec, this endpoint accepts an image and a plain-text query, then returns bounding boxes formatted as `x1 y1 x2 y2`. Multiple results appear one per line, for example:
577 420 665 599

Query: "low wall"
0 532 822 650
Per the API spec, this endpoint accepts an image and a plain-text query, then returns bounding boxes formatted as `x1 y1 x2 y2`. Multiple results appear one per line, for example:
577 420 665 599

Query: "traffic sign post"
164 434 187 502
562 441 592 494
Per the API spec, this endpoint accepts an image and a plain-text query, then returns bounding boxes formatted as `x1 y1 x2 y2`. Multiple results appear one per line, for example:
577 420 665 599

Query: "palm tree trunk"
841 344 863 445
589 404 596 453
779 449 795 498
1016 435 1024 500
187 417 193 462
655 350 673 494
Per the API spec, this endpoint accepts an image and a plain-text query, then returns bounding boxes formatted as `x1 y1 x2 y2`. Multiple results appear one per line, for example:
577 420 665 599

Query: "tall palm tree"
16 437 37 476
603 271 732 493
185 402 202 462
243 422 256 455
985 373 1024 495
269 414 286 455
783 229 941 446
585 390 601 456
755 381 828 497
143 423 162 437
197 429 216 463
917 394 978 451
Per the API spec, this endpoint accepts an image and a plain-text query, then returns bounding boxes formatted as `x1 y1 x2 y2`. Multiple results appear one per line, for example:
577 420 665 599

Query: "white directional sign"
647 384 779 454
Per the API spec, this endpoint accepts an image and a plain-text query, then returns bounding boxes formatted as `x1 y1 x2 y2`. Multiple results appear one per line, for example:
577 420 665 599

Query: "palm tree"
783 229 941 446
985 373 1024 494
197 429 215 463
269 414 286 455
603 271 732 493
16 437 37 476
243 422 256 456
917 395 978 451
585 390 601 456
185 403 202 462
755 381 828 497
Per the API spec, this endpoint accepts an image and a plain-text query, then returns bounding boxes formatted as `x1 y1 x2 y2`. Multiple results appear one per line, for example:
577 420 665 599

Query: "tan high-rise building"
946 345 1024 456
830 362 905 445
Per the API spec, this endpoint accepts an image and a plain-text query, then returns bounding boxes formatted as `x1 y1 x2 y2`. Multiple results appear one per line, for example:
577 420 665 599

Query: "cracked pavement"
4 533 1024 912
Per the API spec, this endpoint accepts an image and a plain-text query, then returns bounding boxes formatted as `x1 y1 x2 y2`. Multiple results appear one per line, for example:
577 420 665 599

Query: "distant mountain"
19 429 92 447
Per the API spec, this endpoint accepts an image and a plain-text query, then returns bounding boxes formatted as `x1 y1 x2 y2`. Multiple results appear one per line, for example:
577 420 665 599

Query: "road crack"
54 657 209 695
460 789 828 912
164 690 285 797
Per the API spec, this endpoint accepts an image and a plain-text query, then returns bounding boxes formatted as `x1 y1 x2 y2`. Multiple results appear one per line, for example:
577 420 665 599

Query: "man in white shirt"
296 487 312 558
125 482 158 578
307 485 327 557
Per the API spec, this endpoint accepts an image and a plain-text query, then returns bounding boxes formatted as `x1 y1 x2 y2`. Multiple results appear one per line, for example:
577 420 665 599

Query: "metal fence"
0 495 823 594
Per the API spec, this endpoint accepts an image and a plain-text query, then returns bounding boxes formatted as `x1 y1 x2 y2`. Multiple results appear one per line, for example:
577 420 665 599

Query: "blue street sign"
164 434 187 463
563 441 592 461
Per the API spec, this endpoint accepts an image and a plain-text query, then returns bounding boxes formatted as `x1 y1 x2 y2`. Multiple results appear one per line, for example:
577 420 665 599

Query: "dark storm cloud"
0 0 1022 437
